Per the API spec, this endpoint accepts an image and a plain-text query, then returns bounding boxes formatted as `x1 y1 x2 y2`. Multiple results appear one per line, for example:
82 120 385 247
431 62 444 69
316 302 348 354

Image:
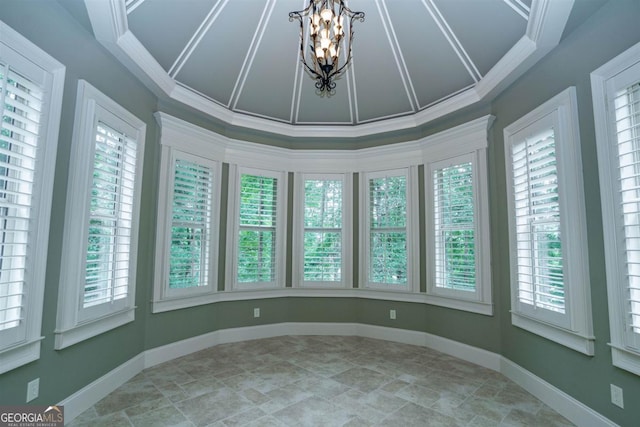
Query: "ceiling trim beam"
168 0 229 78
502 0 530 20
229 0 277 111
125 0 146 15
421 0 482 83
377 0 417 112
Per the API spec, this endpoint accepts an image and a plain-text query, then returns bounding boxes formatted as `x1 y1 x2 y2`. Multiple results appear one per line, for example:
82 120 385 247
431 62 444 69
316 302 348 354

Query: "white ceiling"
84 0 576 138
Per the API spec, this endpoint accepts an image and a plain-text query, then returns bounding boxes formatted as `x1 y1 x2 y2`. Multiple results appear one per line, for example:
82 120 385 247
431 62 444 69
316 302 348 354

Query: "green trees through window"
168 159 212 289
85 122 136 308
433 162 476 291
238 174 278 283
512 130 565 314
303 179 342 282
369 174 407 285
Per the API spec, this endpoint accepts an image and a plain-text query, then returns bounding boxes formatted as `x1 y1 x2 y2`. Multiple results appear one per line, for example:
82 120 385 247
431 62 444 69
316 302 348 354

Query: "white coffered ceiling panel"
350 0 414 123
86 0 577 137
296 75 353 125
385 1 476 110
434 0 528 76
127 0 216 71
172 1 266 106
233 0 301 122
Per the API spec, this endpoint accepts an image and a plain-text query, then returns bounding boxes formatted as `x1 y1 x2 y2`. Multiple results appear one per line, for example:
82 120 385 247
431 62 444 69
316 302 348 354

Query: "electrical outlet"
254 307 260 318
611 384 624 409
389 309 396 320
26 378 39 402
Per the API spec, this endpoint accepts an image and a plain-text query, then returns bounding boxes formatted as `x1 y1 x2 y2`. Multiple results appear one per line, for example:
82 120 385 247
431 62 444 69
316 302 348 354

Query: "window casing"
155 112 493 313
226 166 286 290
56 80 145 349
425 151 491 312
592 41 640 375
504 87 593 355
0 22 64 374
153 145 220 313
360 168 418 290
293 173 352 287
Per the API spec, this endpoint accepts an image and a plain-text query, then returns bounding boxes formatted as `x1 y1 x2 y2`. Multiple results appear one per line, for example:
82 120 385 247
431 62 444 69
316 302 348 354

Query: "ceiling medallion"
289 0 365 95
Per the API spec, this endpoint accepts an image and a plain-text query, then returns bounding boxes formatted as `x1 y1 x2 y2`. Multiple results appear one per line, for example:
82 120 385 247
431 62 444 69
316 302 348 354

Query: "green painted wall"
0 0 158 406
490 1 640 425
1 1 639 426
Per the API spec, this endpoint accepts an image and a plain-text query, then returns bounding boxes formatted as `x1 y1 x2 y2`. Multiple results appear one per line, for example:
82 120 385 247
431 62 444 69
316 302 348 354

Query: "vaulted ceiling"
84 0 577 138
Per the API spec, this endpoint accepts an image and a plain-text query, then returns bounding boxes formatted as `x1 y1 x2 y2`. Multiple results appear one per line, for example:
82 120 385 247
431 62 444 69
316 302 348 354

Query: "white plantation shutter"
84 121 137 308
0 65 41 336
506 88 592 354
56 81 144 349
511 128 565 315
238 174 278 283
613 81 640 348
303 179 342 282
168 158 212 290
594 47 640 369
433 162 475 291
368 173 407 285
0 24 64 371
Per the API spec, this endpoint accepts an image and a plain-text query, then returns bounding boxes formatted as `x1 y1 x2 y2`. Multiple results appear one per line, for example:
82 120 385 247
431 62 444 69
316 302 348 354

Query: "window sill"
511 312 595 356
54 308 135 350
153 292 221 313
0 337 43 374
151 287 494 316
424 294 493 316
610 343 640 377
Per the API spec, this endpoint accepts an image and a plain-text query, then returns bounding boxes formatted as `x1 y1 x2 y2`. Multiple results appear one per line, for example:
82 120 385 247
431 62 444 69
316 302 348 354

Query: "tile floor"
69 335 574 426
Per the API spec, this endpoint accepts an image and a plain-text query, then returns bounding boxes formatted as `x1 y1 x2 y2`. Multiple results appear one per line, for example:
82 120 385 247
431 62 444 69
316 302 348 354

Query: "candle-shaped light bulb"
320 36 330 50
320 8 333 23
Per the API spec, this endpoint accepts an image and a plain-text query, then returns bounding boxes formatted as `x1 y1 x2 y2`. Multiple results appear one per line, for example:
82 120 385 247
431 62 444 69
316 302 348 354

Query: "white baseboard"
60 322 614 426
500 358 616 427
58 353 144 422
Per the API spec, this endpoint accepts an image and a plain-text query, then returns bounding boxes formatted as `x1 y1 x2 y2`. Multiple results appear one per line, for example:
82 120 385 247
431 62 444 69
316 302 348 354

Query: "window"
425 151 491 313
0 22 64 373
433 160 475 291
226 167 286 289
592 41 640 375
504 87 593 355
293 173 352 287
360 168 418 290
56 81 145 349
153 146 220 312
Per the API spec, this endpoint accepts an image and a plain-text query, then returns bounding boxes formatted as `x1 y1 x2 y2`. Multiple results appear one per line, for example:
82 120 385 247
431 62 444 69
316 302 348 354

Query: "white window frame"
225 165 287 290
55 80 145 350
360 167 419 291
0 22 64 374
592 40 640 376
293 173 352 288
504 87 594 355
425 150 492 314
153 145 221 313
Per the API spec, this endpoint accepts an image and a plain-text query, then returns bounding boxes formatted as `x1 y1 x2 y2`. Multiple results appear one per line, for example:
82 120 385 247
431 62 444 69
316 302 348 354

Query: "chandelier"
289 0 364 94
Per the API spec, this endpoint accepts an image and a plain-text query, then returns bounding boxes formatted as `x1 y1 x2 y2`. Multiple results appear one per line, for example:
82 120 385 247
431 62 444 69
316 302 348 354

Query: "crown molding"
155 111 494 173
87 0 569 139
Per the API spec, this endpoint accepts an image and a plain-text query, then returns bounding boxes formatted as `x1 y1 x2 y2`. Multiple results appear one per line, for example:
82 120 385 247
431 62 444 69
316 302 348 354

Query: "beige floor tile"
69 336 574 427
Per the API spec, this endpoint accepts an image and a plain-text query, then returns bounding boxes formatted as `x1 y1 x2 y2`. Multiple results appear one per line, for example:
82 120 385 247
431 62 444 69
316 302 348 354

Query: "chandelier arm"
325 9 365 80
290 9 323 80
326 12 364 79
